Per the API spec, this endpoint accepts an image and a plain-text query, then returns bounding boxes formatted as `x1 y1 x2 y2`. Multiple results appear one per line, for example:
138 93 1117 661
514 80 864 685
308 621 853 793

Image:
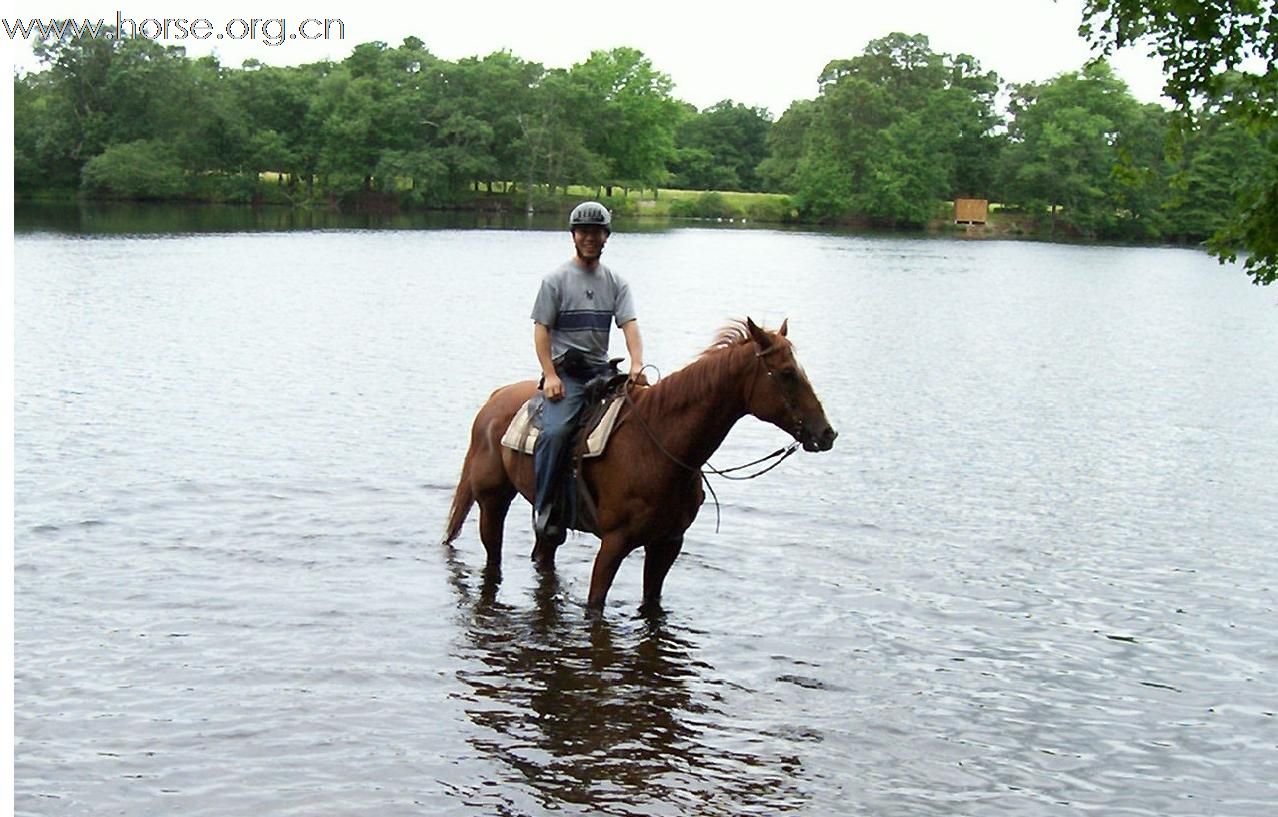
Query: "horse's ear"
779 318 789 337
745 317 770 348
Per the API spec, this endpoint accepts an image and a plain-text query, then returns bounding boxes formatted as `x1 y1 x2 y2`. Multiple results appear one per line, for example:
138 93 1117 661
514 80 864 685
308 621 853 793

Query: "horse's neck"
637 345 751 468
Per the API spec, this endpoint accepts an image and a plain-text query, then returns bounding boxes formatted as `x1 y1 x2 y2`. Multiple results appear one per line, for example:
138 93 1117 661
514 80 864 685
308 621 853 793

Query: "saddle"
500 360 631 535
500 384 626 458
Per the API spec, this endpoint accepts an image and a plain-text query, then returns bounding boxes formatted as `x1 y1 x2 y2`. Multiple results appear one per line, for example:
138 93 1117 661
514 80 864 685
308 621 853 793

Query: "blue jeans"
533 374 590 521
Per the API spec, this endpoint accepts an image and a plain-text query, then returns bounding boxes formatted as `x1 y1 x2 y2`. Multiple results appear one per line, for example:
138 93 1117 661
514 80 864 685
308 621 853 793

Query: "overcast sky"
4 0 1172 113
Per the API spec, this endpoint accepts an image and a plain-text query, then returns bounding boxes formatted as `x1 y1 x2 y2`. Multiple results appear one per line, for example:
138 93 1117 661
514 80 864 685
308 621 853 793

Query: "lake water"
14 207 1278 816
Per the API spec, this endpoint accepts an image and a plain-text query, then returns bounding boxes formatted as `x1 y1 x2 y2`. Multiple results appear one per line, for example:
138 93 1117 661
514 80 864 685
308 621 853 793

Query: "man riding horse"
531 201 645 541
444 207 837 612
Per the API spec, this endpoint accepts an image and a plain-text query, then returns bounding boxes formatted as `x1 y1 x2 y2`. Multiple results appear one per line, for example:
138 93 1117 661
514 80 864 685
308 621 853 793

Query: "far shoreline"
13 194 1212 255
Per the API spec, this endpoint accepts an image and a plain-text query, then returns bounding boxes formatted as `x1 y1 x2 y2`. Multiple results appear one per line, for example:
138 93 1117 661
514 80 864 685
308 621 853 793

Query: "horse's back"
459 379 538 499
474 380 539 438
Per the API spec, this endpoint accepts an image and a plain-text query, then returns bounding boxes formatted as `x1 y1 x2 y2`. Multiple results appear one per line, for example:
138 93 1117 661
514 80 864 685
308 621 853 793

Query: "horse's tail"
442 452 476 545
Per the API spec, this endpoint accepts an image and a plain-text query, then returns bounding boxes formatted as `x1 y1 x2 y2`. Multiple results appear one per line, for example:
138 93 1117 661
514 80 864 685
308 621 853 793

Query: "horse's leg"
586 535 638 610
640 535 684 614
477 485 516 579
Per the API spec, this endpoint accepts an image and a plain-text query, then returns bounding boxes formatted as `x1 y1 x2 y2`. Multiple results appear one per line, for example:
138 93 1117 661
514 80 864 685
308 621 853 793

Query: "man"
530 201 644 539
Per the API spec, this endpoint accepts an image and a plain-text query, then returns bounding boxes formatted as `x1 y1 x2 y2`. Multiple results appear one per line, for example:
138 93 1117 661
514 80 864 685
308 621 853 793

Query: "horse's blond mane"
637 320 771 415
701 320 756 356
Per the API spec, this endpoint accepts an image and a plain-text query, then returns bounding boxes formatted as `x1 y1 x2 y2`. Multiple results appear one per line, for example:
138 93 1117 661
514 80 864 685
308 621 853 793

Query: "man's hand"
628 364 648 387
544 373 565 401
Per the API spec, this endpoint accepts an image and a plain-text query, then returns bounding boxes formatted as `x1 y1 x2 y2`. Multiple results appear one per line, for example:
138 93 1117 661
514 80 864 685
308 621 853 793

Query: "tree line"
15 33 692 210
765 32 1270 251
14 24 1276 282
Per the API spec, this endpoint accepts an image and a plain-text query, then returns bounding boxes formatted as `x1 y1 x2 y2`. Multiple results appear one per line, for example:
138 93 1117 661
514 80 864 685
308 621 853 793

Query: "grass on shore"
555 185 796 222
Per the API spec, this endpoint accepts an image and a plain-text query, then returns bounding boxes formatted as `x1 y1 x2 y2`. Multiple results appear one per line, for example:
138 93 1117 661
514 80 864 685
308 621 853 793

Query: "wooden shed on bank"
955 198 988 225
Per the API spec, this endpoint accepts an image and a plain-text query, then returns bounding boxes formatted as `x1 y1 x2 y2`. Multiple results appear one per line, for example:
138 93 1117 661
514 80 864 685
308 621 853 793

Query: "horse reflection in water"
445 319 837 612
441 545 808 816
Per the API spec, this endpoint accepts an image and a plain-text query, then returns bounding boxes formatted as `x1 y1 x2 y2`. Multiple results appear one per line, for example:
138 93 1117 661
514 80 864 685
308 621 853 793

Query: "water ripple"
15 230 1278 815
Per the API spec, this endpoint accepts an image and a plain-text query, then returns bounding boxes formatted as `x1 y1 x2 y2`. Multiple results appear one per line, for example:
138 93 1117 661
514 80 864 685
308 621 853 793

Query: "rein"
620 348 805 532
621 389 801 479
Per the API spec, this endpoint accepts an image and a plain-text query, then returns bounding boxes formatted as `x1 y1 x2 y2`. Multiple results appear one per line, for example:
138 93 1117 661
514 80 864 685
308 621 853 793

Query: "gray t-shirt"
531 259 637 367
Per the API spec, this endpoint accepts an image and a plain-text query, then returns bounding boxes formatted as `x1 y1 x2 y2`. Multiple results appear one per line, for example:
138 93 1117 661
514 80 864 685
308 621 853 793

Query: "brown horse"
442 318 837 611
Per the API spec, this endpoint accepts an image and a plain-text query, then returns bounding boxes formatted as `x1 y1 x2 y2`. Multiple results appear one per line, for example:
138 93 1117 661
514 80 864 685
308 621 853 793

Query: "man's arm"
620 319 646 384
534 322 564 400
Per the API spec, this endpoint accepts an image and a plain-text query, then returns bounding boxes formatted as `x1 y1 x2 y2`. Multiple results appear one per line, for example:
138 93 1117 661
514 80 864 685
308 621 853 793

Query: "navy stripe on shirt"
556 310 612 331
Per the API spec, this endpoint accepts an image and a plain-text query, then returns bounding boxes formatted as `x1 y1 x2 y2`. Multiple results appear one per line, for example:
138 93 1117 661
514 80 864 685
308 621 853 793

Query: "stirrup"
534 505 563 540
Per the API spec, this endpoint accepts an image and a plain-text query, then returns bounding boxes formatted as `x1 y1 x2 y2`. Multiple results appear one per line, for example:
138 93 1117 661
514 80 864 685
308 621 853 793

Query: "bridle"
619 342 808 532
747 342 810 449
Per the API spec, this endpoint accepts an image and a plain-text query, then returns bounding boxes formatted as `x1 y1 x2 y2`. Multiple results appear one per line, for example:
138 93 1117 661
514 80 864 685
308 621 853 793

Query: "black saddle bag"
556 348 603 380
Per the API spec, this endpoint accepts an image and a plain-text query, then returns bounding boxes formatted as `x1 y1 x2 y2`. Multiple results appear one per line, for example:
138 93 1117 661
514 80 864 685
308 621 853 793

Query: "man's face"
572 225 609 263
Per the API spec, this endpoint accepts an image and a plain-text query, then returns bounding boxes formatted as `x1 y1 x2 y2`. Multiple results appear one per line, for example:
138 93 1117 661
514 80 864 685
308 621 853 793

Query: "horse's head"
742 318 838 452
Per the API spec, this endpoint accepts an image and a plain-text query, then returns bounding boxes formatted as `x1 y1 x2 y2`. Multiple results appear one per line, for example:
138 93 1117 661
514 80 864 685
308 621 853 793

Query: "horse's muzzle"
802 425 838 452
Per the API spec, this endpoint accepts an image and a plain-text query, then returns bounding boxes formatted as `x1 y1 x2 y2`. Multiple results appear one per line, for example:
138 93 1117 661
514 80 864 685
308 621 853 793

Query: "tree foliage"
12 24 1272 259
1081 0 1278 282
1163 112 1269 240
670 101 773 191
1001 62 1167 238
14 32 682 206
757 100 815 192
566 47 681 192
81 139 186 199
782 34 1003 225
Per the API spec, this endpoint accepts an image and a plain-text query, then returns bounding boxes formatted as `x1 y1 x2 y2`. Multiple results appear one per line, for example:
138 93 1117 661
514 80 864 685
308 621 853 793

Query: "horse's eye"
779 369 799 383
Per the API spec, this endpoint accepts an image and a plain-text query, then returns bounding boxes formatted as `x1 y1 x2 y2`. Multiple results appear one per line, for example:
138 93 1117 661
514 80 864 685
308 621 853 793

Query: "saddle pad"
500 396 625 458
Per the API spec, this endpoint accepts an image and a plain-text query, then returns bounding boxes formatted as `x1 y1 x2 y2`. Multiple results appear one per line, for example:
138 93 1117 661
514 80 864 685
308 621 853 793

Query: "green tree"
428 55 514 196
31 27 135 162
514 67 606 206
81 139 185 199
1109 101 1172 238
567 47 681 193
27 29 197 179
170 55 253 177
22 28 270 199
757 99 816 192
670 100 773 191
313 60 379 191
941 53 1005 198
788 33 1003 225
857 112 951 224
380 38 451 199
791 136 855 220
1080 0 1278 283
444 51 544 190
1002 61 1160 237
311 39 450 197
230 60 326 192
1163 103 1270 242
14 71 80 192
